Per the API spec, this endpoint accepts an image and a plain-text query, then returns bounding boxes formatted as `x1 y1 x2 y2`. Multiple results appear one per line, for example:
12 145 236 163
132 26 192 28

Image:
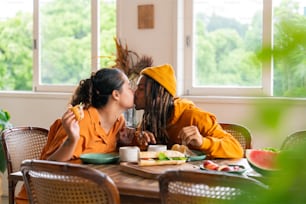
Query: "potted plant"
0 108 12 196
0 109 12 173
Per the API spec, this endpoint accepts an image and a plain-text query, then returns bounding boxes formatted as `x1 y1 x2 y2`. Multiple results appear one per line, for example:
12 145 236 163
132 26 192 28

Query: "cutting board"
120 162 200 179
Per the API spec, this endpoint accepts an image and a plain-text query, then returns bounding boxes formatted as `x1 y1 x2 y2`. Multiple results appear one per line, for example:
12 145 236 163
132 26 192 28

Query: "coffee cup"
119 146 140 162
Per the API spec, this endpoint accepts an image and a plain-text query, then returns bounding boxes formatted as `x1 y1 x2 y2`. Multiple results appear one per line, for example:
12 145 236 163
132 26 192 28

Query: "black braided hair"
140 76 174 144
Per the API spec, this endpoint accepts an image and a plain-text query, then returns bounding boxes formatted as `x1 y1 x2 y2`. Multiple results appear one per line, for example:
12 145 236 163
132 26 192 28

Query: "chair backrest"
281 130 306 150
220 123 252 153
159 170 268 204
21 159 120 204
1 127 48 174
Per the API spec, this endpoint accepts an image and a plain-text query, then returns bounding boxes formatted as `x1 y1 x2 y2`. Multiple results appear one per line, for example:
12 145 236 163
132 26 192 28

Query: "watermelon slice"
246 149 279 175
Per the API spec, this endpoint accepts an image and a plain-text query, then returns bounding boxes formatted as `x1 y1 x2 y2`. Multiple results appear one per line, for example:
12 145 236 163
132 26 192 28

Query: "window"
185 0 306 97
0 0 33 91
0 0 116 92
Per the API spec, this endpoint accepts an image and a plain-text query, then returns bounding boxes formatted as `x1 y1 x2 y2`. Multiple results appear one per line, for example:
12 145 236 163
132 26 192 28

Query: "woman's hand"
47 107 80 161
178 126 203 147
135 130 156 150
118 127 135 145
61 106 80 142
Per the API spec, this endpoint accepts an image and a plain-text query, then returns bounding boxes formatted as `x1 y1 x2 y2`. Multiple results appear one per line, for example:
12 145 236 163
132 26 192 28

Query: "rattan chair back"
1 126 48 204
281 130 306 150
159 170 267 204
21 159 120 204
220 123 252 156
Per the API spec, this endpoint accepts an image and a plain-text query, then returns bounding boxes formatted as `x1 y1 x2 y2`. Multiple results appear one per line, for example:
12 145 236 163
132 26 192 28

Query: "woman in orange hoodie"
16 68 135 203
134 64 243 159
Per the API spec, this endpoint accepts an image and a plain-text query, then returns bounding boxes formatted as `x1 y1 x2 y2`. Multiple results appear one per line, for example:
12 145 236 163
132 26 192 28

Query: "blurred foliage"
1 0 305 97
231 141 306 204
259 0 306 97
39 0 92 85
231 0 306 203
0 0 116 90
195 0 306 97
195 4 262 87
251 99 294 131
253 1 306 201
0 108 12 173
0 12 33 90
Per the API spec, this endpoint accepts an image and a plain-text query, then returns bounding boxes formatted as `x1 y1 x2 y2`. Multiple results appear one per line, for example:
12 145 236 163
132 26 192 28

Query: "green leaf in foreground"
263 147 280 153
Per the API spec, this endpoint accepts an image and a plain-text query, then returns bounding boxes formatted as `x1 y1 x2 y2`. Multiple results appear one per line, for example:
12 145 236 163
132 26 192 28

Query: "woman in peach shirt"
16 68 135 203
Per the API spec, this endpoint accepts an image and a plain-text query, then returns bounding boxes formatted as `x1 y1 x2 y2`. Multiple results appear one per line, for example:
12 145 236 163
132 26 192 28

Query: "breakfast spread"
138 150 187 166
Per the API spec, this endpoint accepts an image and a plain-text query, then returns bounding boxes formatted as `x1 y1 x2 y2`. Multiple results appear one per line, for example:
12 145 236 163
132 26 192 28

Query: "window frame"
33 0 113 93
183 0 273 97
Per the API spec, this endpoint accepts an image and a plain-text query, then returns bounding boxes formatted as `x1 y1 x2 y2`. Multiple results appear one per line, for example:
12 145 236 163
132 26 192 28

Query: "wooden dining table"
84 158 264 204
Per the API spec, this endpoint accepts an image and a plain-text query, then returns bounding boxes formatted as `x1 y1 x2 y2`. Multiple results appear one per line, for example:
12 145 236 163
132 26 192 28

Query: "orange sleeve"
167 101 243 159
40 119 67 160
186 112 243 158
197 123 244 159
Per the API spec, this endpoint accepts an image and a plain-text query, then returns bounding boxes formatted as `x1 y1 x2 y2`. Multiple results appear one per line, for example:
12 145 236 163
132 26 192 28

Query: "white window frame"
33 0 114 93
183 0 273 97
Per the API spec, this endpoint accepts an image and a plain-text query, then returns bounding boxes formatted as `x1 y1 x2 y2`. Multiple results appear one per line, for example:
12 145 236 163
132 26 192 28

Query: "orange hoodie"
167 98 243 159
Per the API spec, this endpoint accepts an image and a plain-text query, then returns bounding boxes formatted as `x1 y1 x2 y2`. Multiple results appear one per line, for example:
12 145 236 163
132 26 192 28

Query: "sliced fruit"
246 149 279 175
217 165 232 172
203 160 219 170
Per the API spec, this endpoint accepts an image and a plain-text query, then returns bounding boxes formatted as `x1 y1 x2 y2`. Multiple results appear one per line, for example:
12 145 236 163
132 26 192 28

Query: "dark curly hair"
70 68 125 109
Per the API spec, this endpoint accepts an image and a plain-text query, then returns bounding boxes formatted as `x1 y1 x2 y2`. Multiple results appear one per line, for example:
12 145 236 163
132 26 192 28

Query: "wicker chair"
220 123 252 156
281 130 306 150
159 170 268 204
21 159 120 204
0 127 48 204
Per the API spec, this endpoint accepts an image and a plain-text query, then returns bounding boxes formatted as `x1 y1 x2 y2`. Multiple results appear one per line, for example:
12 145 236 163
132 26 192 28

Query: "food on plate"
246 149 279 175
69 103 84 121
171 144 197 156
138 150 187 166
203 160 219 170
202 160 243 172
217 165 232 172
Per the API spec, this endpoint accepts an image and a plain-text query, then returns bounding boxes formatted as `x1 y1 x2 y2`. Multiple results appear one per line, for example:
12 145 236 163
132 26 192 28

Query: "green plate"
187 150 206 162
80 153 119 164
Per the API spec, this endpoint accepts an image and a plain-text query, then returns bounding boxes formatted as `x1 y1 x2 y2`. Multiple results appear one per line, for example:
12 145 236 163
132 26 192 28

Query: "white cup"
119 146 140 162
147 145 167 152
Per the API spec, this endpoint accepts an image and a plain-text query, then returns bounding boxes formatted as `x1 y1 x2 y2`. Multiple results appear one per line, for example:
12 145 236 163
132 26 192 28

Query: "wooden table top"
85 158 263 201
88 162 161 199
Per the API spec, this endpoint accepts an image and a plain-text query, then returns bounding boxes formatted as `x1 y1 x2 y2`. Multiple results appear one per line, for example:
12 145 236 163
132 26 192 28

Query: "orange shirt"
40 106 125 160
16 106 125 204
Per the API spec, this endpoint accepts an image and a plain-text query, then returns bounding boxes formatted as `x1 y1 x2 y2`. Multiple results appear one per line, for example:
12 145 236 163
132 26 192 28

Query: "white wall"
117 0 177 67
1 0 306 150
0 92 70 128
